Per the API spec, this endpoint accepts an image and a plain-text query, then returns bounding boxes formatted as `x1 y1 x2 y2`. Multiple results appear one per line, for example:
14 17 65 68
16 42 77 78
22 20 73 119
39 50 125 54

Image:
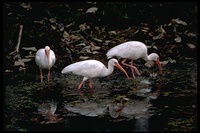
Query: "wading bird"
35 46 56 83
61 59 129 93
106 41 162 78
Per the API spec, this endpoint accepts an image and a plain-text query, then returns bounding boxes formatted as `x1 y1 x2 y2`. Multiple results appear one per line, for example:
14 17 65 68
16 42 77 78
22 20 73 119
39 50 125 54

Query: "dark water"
4 59 197 131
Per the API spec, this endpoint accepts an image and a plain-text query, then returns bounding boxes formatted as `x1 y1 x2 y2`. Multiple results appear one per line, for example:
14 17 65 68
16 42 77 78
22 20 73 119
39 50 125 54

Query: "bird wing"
35 49 45 68
50 50 56 66
61 60 104 78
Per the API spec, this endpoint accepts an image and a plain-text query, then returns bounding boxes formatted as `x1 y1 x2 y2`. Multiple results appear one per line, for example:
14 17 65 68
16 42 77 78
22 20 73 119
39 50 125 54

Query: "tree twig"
16 25 23 53
10 25 23 55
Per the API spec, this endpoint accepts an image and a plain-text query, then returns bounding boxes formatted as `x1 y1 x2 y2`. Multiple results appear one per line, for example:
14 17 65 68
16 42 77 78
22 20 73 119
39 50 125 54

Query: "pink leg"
115 106 125 113
130 60 141 76
121 59 141 78
89 80 93 94
130 60 136 79
78 81 84 91
48 69 50 82
40 69 43 83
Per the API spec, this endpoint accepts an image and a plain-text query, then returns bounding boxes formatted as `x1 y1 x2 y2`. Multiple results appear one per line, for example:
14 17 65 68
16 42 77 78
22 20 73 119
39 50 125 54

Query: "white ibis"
35 46 56 83
61 58 129 93
106 41 162 78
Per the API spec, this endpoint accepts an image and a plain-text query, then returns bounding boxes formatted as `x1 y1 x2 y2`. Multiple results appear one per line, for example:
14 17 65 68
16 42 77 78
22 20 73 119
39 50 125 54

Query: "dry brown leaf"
109 31 117 35
49 18 56 23
171 18 187 26
22 47 37 51
91 45 100 51
63 31 71 40
105 40 111 45
59 25 64 31
187 43 196 49
5 70 14 73
187 33 196 37
153 33 163 40
76 43 86 47
174 36 182 43
79 23 90 31
144 61 155 68
34 20 44 24
79 56 90 60
21 58 32 62
92 51 99 54
65 22 75 28
14 59 25 66
142 27 149 32
156 25 166 34
86 7 98 13
169 59 176 64
20 2 32 10
51 25 57 30
94 38 103 42
160 61 169 66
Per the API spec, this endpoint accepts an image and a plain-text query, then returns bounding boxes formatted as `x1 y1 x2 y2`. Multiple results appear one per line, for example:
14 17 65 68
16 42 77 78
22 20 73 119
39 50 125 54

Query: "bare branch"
10 25 24 55
16 25 23 53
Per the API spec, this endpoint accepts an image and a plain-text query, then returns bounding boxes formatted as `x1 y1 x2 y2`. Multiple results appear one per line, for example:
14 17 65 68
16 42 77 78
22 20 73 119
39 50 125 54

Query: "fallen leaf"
59 25 64 31
49 18 56 23
187 33 196 37
153 46 158 50
92 51 99 54
160 60 169 66
76 43 86 47
171 18 187 26
5 70 13 72
153 33 163 40
187 43 196 49
63 31 71 41
14 59 25 66
144 61 155 67
174 36 182 43
169 59 176 64
94 38 103 42
79 56 90 60
86 7 98 13
19 66 26 71
20 2 32 10
34 20 44 24
142 27 149 32
21 58 32 62
155 25 166 34
105 40 111 45
79 46 91 53
79 23 90 31
51 25 57 30
22 47 37 51
91 43 101 51
109 31 117 35
65 22 75 28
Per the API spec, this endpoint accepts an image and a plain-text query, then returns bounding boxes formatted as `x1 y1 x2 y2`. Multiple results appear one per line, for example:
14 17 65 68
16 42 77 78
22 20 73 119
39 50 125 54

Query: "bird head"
109 59 129 79
45 46 50 69
148 53 162 75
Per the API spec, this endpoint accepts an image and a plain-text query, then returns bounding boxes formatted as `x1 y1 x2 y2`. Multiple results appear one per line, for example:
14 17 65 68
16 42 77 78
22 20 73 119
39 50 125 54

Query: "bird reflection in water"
37 99 63 124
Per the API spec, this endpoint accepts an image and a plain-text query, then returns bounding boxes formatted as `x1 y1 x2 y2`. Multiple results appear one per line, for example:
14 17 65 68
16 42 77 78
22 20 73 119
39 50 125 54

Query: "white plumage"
106 41 162 78
35 46 56 83
61 59 129 93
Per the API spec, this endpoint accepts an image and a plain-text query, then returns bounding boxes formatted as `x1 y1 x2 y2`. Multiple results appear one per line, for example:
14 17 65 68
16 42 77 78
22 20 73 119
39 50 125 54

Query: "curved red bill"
114 62 130 79
156 58 162 75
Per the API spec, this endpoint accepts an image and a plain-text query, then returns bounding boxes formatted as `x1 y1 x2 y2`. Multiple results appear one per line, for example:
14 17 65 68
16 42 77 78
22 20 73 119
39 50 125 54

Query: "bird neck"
45 50 50 69
143 53 149 61
102 64 114 77
146 53 157 61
